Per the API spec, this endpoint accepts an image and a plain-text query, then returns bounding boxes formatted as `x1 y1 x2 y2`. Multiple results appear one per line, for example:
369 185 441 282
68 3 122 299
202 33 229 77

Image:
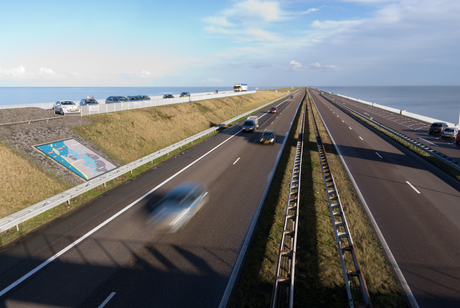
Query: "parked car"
163 94 174 99
429 122 448 134
290 95 294 99
138 95 151 100
105 96 129 104
269 107 278 113
180 92 190 97
259 130 276 145
442 127 458 139
147 182 209 233
456 132 460 144
79 98 99 106
52 101 80 114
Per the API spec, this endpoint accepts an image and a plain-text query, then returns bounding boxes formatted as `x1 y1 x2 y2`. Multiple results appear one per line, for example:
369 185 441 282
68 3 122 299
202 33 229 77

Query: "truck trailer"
234 84 248 92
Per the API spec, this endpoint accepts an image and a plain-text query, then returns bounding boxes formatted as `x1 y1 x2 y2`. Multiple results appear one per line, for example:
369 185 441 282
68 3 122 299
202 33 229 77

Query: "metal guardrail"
310 91 372 307
320 93 460 172
270 90 306 308
0 93 289 233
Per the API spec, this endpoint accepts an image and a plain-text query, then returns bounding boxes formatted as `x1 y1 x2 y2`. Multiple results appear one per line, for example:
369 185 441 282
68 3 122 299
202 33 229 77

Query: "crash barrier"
321 93 460 172
270 92 306 308
310 91 372 308
79 91 256 116
0 91 253 111
0 93 288 233
335 94 458 128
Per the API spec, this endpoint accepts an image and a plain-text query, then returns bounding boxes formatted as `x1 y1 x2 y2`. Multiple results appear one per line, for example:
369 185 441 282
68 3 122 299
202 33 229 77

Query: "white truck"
242 116 259 132
234 84 248 92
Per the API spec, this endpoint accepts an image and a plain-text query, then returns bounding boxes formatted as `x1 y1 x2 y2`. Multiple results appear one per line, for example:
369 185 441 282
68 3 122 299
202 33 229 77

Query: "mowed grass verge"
230 94 406 307
0 91 284 247
73 92 285 164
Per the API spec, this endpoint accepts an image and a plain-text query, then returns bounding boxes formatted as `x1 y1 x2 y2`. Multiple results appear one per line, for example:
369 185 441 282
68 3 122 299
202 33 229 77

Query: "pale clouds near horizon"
1 0 459 86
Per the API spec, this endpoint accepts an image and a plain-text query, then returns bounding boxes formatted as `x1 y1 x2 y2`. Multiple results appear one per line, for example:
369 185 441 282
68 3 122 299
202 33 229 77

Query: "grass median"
229 93 406 307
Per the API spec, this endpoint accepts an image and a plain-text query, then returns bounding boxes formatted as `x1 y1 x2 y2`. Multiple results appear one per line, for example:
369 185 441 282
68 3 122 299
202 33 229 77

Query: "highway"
322 92 460 163
0 91 303 308
310 89 460 308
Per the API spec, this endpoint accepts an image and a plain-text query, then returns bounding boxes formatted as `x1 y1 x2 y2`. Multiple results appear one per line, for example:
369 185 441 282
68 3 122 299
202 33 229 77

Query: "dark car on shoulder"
180 92 190 97
105 96 129 104
128 95 150 100
163 94 174 99
429 122 448 134
79 98 99 106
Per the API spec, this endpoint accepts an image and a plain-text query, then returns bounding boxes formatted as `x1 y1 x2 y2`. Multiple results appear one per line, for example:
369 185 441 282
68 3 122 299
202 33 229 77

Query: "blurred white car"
52 101 80 115
147 182 209 233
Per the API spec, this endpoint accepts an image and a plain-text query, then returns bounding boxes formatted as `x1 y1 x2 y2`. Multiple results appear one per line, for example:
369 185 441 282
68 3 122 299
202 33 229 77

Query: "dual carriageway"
1 88 460 307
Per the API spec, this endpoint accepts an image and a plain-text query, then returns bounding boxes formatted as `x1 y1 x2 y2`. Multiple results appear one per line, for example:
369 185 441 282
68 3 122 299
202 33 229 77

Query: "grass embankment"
0 144 67 218
73 92 284 164
0 91 284 247
230 94 406 307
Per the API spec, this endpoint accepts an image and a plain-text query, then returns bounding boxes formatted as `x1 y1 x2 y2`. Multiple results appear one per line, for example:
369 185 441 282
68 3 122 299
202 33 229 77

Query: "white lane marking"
342 120 344 123
406 181 421 194
359 136 363 140
375 152 382 158
349 127 352 130
419 137 438 147
98 292 116 308
0 128 245 298
233 157 240 165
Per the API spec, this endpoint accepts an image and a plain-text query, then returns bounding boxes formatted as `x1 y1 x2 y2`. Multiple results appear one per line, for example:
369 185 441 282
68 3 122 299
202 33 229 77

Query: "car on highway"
442 127 458 139
269 107 278 113
79 98 99 106
457 132 460 144
290 95 294 99
163 94 174 99
180 92 190 97
242 116 259 132
52 101 80 114
429 122 448 134
105 96 129 104
147 182 209 233
259 130 276 145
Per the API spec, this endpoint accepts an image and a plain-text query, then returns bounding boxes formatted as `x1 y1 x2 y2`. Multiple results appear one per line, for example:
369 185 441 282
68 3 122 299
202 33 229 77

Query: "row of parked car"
52 92 192 114
429 122 460 144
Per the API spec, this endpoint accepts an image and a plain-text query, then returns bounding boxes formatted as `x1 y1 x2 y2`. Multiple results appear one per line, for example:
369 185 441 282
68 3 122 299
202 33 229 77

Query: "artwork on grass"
35 138 117 180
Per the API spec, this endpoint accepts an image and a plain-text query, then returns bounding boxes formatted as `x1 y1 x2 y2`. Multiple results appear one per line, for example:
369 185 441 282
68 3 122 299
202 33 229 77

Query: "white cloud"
311 19 363 30
290 60 302 70
203 16 235 27
300 8 319 15
309 62 339 71
223 0 285 23
0 65 65 80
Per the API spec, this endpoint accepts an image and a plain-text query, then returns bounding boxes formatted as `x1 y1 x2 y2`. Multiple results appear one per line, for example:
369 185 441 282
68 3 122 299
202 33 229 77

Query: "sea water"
318 86 460 125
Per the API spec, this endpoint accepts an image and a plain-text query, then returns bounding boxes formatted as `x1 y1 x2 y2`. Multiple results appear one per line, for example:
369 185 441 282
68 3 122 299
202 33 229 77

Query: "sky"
0 0 459 87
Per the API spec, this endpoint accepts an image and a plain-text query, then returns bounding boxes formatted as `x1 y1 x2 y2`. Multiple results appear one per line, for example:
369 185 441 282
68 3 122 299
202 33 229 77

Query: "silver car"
147 182 209 233
52 100 80 114
442 127 458 139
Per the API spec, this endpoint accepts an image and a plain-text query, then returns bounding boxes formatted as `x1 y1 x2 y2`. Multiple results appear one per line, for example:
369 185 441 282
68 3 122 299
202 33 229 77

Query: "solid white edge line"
98 292 116 308
0 127 244 298
233 157 240 165
312 97 420 308
218 93 303 308
406 181 421 194
359 136 363 140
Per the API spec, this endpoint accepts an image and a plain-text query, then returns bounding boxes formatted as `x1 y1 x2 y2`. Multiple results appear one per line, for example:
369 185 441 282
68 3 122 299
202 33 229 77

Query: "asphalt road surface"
310 89 460 308
0 91 303 308
321 92 460 163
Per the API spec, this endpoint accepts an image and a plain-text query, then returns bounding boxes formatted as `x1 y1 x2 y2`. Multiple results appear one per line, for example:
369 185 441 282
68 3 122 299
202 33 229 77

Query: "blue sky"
1 0 459 87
